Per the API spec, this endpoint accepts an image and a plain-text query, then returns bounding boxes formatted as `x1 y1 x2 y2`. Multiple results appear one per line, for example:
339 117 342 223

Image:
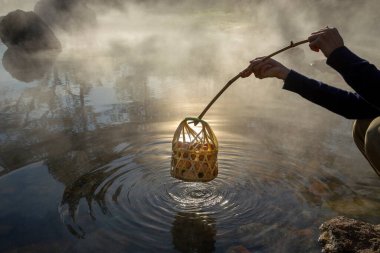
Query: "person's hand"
240 57 290 80
308 26 344 57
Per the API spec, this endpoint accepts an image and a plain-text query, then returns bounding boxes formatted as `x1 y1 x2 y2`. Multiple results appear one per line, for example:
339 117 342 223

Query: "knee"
352 120 360 142
352 119 371 150
365 117 380 153
353 119 370 137
364 117 380 175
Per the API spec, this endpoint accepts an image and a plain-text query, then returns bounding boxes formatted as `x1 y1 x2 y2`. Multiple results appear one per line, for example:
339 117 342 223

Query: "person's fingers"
309 27 337 42
255 62 271 73
309 39 320 52
309 33 327 52
308 33 319 42
261 64 273 74
253 62 273 79
308 31 326 43
310 26 330 35
251 60 269 73
309 27 334 42
249 56 266 65
240 69 252 78
241 72 252 78
243 57 284 79
241 58 268 78
240 65 254 78
254 65 270 79
252 58 273 68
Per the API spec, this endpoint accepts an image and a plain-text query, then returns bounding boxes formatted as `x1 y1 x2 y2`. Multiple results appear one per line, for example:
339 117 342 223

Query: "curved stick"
197 39 309 121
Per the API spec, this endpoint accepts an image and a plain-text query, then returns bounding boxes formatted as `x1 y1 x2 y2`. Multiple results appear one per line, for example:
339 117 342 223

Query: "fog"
1 0 380 146
2 0 380 76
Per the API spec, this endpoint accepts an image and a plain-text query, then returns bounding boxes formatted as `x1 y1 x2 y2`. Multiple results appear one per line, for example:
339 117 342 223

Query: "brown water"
1 2 380 252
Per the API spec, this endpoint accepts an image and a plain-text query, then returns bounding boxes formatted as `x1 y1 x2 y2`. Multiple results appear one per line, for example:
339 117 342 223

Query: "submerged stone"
319 216 380 253
226 245 251 253
0 9 61 52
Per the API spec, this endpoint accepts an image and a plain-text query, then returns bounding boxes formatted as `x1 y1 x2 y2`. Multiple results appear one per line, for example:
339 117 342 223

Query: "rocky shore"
319 216 380 253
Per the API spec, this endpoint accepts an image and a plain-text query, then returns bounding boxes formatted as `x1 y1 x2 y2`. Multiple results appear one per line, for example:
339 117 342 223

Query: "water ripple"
58 122 360 252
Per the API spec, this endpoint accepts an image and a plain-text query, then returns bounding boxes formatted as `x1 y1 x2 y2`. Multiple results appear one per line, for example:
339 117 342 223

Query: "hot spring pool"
1 1 380 252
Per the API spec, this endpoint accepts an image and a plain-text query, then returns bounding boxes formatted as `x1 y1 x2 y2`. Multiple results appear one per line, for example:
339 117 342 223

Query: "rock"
319 216 380 253
0 10 61 52
2 48 59 82
0 10 61 82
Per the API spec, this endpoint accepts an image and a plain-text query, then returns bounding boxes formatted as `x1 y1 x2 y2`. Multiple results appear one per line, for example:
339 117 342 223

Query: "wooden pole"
196 39 309 121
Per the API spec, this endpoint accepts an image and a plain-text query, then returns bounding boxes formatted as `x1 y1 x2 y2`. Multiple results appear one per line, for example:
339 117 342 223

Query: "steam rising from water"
2 0 380 80
1 0 380 170
1 1 380 152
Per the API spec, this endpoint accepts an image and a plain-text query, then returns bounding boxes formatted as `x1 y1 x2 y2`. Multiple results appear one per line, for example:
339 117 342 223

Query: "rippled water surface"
1 1 380 253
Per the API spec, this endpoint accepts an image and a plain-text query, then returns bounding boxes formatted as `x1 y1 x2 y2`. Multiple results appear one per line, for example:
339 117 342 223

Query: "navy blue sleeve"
327 46 380 110
283 70 380 119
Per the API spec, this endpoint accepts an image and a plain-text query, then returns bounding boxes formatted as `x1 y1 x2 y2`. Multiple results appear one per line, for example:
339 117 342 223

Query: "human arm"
308 27 380 109
283 70 380 119
240 27 380 118
327 46 380 110
241 57 380 119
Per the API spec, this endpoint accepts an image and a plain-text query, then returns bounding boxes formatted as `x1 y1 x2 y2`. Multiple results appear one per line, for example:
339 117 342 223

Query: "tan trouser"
353 117 380 177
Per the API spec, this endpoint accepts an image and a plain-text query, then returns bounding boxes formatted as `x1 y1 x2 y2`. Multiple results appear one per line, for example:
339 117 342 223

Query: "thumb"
309 41 320 52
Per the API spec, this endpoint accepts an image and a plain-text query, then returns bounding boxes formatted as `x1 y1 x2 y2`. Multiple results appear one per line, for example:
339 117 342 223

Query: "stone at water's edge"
319 216 380 253
0 10 61 82
0 10 61 52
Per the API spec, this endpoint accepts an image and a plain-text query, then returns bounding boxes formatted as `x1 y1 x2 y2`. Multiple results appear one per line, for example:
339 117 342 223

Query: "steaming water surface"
1 1 380 252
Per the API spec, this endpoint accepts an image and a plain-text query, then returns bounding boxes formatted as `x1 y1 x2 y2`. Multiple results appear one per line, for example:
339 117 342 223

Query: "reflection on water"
3 49 59 82
172 212 216 253
1 2 380 252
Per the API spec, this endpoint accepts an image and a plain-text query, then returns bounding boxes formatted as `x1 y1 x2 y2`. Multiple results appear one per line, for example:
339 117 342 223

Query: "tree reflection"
0 46 172 181
171 212 216 253
59 165 124 238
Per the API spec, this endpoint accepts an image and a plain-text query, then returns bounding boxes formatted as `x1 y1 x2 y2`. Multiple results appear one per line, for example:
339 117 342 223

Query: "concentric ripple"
58 121 350 252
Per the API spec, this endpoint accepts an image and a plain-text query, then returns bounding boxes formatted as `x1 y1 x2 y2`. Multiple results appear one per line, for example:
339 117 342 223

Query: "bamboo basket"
171 117 218 182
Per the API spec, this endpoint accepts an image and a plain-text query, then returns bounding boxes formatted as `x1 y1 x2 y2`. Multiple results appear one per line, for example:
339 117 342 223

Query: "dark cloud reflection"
3 49 59 82
0 10 61 82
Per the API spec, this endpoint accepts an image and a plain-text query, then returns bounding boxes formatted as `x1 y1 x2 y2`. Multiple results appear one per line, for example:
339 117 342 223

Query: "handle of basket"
196 39 309 121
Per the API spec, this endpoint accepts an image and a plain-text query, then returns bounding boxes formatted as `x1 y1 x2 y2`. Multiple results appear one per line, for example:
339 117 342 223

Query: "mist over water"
1 0 380 252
